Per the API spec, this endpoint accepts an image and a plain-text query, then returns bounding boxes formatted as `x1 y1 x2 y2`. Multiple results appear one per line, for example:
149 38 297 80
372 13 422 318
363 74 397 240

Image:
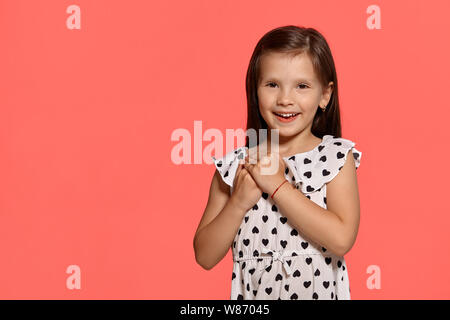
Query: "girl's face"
257 51 334 140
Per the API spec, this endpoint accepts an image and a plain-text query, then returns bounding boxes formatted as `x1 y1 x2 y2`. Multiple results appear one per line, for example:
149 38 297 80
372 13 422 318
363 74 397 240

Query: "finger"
248 149 257 165
260 155 270 166
236 161 242 176
243 161 254 175
258 144 270 163
238 158 246 175
233 162 243 187
244 155 250 164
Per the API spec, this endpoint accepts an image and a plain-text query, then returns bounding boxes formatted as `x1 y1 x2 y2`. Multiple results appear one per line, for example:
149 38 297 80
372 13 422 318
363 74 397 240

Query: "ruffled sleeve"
284 136 362 194
212 147 248 188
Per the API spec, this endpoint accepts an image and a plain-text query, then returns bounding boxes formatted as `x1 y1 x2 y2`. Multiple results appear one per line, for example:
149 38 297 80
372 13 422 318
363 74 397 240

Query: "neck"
266 130 316 157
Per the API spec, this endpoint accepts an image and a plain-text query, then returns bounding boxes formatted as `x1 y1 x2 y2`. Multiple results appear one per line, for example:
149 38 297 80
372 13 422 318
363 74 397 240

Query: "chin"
269 126 298 138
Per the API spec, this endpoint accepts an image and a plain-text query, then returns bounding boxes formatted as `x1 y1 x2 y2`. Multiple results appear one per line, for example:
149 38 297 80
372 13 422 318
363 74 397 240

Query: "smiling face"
257 51 334 143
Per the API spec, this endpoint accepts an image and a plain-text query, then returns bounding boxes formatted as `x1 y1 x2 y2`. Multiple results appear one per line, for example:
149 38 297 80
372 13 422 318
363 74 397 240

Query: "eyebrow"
261 76 314 83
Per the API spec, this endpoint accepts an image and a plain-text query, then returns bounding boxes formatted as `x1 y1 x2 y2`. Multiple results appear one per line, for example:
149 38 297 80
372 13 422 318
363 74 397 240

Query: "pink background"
1 0 449 299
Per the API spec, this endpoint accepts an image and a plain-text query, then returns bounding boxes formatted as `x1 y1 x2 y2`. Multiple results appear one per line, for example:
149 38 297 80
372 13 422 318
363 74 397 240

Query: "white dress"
212 135 362 300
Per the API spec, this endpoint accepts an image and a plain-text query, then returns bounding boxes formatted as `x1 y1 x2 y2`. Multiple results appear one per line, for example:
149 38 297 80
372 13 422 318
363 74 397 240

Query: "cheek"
297 94 316 106
297 96 320 114
257 97 274 115
258 107 272 124
257 91 271 106
304 105 318 115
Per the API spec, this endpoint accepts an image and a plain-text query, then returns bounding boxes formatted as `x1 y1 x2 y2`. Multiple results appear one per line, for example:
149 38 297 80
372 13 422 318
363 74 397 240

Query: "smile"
273 112 300 123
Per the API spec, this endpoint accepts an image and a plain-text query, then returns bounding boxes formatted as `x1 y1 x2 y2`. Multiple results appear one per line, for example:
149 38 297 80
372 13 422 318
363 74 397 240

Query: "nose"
277 90 294 106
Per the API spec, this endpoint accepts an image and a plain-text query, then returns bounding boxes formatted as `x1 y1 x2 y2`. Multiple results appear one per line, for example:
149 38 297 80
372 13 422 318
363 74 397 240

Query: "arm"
272 150 360 257
193 170 247 270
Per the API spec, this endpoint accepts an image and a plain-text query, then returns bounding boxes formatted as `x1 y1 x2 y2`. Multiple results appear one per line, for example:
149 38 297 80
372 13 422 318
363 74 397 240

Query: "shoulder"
212 146 248 187
284 135 362 194
321 136 362 170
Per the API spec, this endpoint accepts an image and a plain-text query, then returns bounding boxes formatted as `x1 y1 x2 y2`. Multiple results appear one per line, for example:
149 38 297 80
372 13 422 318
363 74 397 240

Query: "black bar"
0 300 448 318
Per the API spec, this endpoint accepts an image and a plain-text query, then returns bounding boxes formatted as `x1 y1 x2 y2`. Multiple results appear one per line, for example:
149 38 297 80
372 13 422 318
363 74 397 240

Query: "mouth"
273 111 301 123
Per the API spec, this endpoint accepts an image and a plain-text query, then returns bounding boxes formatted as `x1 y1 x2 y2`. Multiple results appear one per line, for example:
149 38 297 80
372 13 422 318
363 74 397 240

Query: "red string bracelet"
271 180 289 199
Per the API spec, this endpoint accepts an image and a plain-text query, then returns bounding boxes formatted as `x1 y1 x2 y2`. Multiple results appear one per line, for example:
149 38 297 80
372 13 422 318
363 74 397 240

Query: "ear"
320 81 334 107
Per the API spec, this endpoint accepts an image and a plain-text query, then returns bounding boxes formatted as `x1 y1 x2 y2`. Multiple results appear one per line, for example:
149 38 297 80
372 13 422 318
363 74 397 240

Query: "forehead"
259 51 316 81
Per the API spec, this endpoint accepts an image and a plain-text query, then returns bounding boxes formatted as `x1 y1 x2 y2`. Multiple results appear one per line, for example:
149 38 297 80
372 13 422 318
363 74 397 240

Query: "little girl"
194 25 362 300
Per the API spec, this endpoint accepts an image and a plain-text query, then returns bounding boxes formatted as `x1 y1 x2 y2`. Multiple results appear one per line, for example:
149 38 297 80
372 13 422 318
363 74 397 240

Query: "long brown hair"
245 25 342 148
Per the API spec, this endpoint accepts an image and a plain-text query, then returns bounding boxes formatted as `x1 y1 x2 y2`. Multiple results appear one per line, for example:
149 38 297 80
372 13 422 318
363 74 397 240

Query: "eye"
265 82 309 89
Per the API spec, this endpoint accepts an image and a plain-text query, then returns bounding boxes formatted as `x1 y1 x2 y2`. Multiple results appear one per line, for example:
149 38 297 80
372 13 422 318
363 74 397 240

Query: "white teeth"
275 113 298 118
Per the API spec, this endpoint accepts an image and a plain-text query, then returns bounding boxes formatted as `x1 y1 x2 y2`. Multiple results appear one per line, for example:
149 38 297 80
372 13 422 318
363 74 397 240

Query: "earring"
320 105 326 112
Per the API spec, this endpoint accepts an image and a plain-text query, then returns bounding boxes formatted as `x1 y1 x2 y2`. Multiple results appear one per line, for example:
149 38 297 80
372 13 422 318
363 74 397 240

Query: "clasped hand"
242 148 288 196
